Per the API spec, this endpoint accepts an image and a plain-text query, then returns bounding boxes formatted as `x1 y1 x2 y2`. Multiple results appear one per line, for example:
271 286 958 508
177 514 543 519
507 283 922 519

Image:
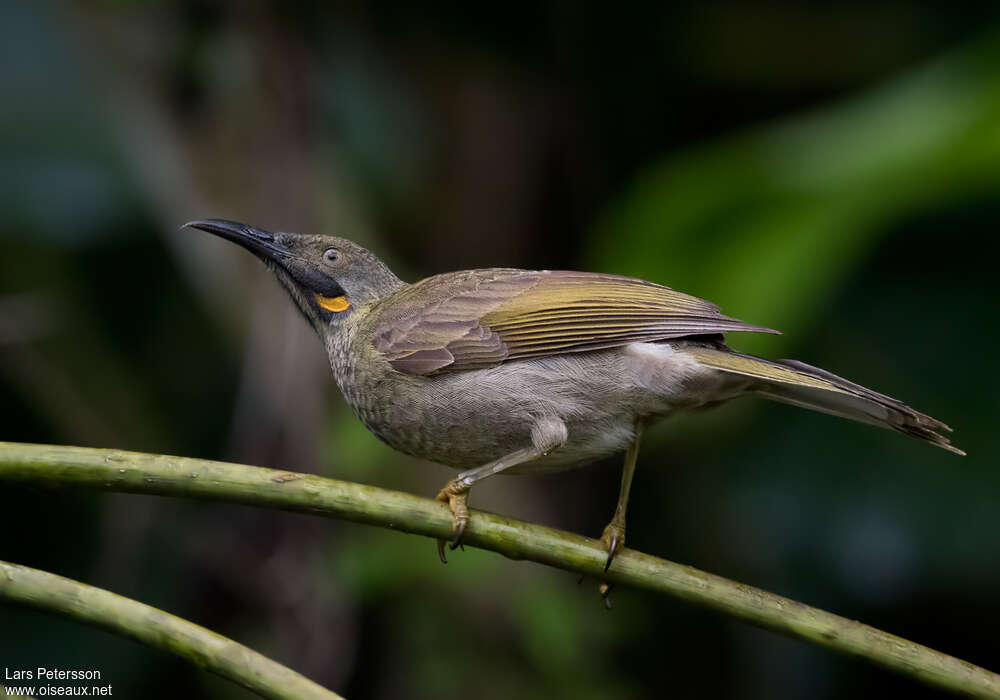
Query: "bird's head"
184 219 404 333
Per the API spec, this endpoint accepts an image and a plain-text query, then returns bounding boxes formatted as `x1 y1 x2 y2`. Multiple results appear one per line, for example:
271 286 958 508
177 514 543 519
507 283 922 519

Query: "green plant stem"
0 561 344 700
1 441 997 699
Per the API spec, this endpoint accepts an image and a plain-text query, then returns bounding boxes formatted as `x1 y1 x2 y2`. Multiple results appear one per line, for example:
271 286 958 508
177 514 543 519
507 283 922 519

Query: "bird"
184 218 963 570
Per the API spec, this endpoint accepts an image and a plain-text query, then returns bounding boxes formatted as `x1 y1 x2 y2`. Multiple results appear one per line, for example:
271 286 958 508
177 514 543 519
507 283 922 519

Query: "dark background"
1 2 998 698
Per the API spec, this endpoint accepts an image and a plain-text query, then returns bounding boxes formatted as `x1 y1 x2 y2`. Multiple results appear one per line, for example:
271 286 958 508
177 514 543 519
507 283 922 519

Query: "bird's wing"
371 269 778 375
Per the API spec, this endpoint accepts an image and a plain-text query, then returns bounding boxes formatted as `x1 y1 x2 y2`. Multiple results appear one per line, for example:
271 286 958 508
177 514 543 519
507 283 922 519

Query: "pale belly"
335 341 747 473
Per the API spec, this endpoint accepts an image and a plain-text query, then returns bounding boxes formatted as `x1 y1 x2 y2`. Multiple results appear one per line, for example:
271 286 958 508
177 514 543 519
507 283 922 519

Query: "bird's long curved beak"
183 219 289 261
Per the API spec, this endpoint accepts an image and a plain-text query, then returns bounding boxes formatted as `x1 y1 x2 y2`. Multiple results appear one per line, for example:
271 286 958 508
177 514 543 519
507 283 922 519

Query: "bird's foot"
435 479 470 564
600 521 626 572
577 574 616 610
599 582 615 610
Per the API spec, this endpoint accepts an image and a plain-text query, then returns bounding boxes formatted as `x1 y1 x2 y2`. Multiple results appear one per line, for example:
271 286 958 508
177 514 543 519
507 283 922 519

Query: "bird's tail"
684 346 964 455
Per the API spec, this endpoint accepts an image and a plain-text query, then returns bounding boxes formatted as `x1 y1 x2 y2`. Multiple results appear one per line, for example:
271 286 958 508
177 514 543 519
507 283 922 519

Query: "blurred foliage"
592 33 1000 354
1 2 999 699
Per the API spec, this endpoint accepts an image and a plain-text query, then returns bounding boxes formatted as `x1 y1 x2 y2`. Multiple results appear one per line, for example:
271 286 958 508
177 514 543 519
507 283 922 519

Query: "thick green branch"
1 442 997 699
0 560 343 700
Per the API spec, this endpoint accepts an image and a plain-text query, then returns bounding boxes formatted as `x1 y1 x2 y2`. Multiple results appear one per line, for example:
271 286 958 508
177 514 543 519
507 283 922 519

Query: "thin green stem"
0 560 343 700
1 441 997 699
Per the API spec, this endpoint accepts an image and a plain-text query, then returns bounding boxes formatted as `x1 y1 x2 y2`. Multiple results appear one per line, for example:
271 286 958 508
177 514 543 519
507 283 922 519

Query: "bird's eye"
323 248 343 265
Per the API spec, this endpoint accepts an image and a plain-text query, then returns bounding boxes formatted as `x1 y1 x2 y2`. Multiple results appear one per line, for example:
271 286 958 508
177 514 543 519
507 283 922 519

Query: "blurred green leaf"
590 34 1000 353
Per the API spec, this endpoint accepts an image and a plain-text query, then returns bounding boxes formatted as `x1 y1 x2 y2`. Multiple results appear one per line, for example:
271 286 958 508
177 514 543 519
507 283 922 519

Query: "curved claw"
448 517 468 550
435 522 466 562
435 480 470 562
603 534 620 572
600 522 626 572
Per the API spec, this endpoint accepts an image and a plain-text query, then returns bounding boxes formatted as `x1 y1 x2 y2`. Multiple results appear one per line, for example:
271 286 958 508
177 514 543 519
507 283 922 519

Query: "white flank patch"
624 342 702 397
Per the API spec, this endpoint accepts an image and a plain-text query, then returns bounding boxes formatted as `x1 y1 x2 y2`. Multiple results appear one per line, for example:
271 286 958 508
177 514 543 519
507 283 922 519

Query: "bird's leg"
601 420 644 572
435 446 536 562
436 418 567 563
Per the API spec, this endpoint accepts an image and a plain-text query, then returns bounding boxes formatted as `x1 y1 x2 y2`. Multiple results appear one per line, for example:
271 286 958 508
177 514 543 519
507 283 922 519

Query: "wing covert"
371 269 777 375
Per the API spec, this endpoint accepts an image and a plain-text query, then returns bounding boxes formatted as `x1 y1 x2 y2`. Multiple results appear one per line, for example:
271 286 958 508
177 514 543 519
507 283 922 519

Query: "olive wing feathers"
370 269 778 375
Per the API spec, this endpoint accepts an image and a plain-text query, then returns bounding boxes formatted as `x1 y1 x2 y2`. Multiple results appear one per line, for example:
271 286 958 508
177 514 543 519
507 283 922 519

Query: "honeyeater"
185 219 962 568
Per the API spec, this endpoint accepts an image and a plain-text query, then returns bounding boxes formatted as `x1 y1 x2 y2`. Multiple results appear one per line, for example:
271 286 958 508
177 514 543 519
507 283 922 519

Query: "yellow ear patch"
316 294 350 313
